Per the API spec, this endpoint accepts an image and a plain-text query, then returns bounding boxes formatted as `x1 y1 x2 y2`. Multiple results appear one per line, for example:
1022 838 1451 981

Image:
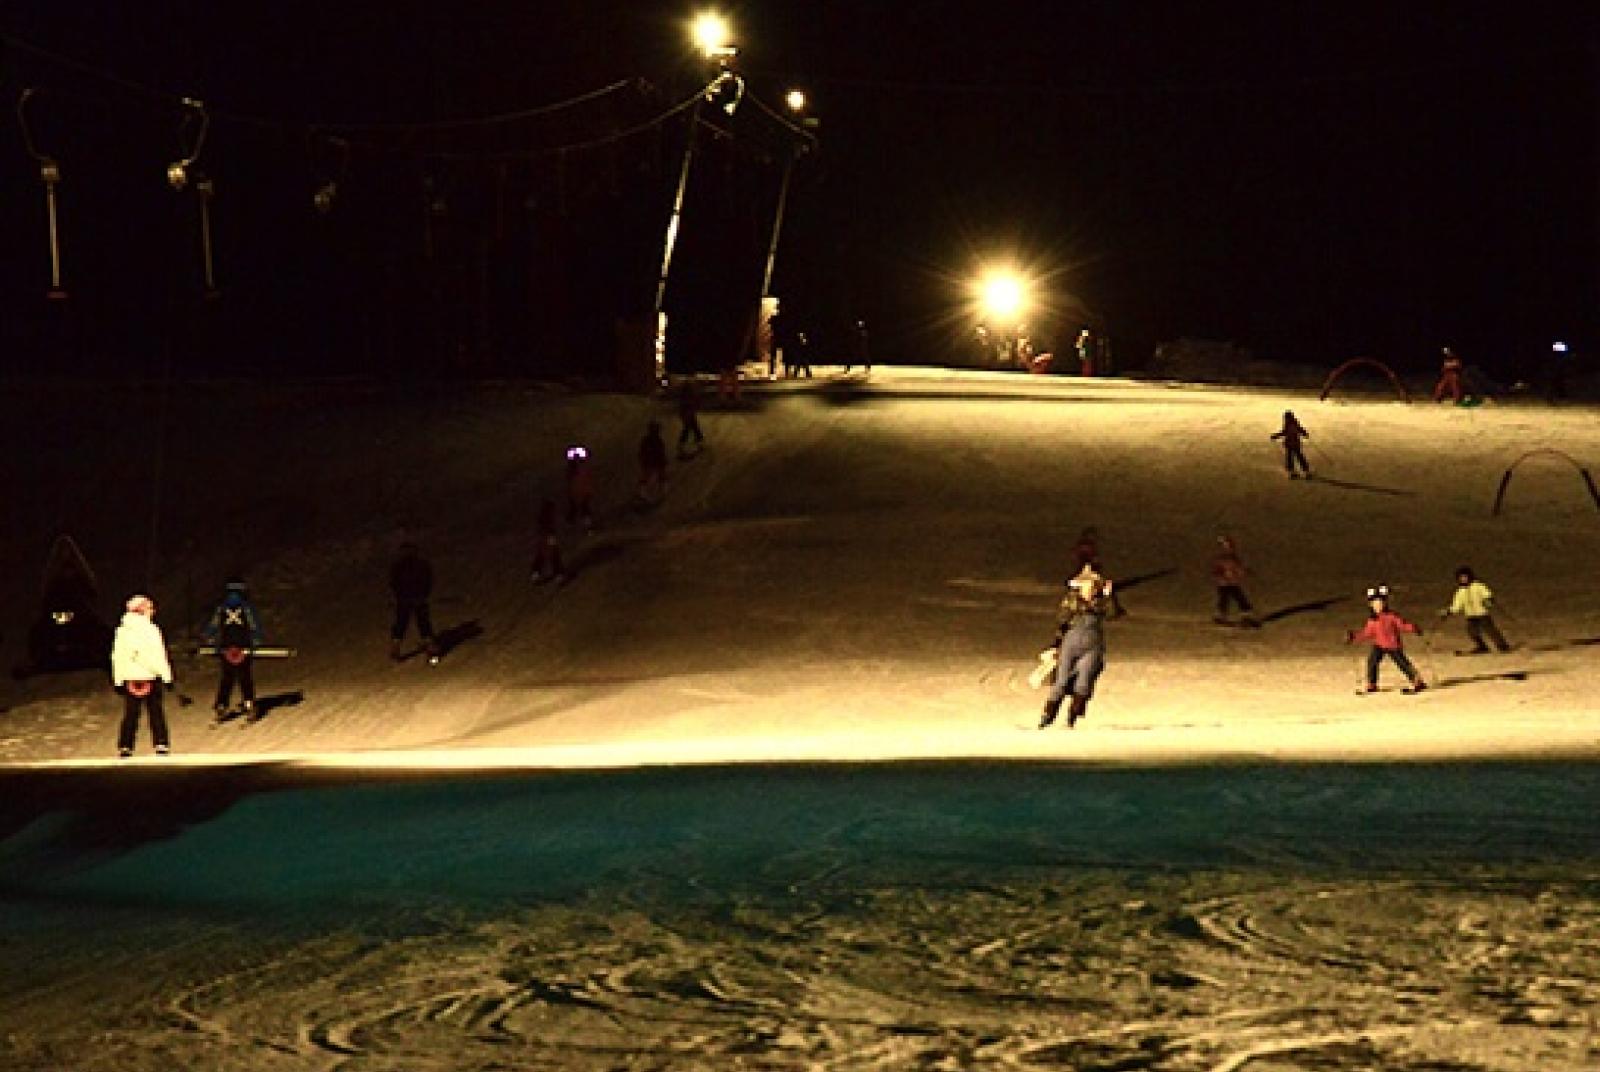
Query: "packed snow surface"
2 369 1598 1069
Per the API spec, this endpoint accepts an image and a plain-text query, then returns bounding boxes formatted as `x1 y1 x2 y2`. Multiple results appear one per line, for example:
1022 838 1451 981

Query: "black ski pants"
214 654 256 710
119 683 170 752
1466 615 1510 652
1366 647 1420 687
1216 585 1254 616
392 600 435 643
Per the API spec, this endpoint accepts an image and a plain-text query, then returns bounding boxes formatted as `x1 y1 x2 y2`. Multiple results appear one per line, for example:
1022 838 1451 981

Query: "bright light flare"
785 88 807 113
691 11 733 57
976 269 1031 323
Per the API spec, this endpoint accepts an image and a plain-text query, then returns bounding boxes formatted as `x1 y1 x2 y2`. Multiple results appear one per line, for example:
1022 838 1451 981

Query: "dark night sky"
2 3 1597 378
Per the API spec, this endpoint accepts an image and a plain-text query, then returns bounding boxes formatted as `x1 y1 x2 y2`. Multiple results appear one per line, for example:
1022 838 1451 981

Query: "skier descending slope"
1041 565 1114 730
1347 585 1428 693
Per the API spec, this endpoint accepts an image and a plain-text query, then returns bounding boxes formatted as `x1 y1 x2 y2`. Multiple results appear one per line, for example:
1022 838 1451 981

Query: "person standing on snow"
637 419 669 504
200 578 265 722
111 594 174 757
1211 535 1258 626
389 542 439 661
1346 584 1427 693
1041 565 1113 729
677 379 706 458
1432 347 1464 403
1439 565 1512 654
530 498 564 584
1270 410 1313 479
564 446 595 532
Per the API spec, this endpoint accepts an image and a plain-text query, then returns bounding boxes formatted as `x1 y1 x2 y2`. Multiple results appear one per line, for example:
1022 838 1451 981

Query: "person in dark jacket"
530 498 564 584
389 542 438 661
677 379 705 457
1270 410 1312 479
637 420 669 504
565 446 595 532
200 578 265 720
1346 584 1427 693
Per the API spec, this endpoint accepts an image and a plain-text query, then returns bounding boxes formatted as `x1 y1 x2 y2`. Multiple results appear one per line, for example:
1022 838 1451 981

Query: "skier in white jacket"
111 594 174 756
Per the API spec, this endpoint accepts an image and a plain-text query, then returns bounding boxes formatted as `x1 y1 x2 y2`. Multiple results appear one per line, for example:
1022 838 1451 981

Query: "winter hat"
1455 565 1475 582
126 594 155 616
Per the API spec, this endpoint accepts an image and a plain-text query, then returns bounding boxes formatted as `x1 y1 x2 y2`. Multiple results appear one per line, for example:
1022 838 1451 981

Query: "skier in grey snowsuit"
1041 565 1112 729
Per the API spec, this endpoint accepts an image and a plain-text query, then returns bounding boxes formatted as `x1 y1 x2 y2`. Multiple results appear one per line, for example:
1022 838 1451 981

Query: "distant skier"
1432 347 1464 403
677 379 706 457
1439 565 1511 654
1075 328 1097 376
789 330 815 378
1346 584 1427 693
200 578 265 722
1070 526 1127 617
845 318 872 373
565 445 595 531
637 419 669 504
530 498 564 584
1041 565 1113 729
1270 410 1313 479
111 594 174 757
389 542 439 662
1211 535 1258 626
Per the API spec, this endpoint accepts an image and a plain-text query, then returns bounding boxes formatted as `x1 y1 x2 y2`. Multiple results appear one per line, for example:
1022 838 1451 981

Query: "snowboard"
1355 684 1429 695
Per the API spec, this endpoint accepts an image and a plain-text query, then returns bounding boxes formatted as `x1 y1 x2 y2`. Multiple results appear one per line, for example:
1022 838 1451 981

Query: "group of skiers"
1037 526 1517 727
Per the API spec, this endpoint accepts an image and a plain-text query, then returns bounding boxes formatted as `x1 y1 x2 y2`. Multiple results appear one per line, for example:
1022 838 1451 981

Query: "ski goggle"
1365 585 1389 600
566 446 588 461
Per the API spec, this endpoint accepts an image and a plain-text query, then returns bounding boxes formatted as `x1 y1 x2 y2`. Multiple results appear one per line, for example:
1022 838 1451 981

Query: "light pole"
653 11 740 385
759 90 810 302
752 89 817 375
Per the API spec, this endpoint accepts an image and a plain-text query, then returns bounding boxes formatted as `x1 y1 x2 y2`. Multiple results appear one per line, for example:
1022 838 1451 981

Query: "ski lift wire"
0 32 636 136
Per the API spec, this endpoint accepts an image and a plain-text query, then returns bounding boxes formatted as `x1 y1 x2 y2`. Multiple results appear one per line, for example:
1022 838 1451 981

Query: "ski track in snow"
5 873 1598 1070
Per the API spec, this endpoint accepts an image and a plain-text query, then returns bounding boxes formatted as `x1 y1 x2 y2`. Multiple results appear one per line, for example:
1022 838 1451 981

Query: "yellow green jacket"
1446 580 1495 618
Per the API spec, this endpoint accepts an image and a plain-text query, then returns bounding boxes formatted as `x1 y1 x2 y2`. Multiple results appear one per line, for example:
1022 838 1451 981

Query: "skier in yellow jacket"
1439 566 1512 654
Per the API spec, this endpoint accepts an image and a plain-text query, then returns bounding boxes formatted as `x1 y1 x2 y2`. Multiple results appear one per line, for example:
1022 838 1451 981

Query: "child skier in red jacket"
1346 585 1427 693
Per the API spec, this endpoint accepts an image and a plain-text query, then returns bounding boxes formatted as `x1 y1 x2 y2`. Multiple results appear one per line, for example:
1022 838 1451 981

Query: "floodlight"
692 11 735 58
977 270 1029 322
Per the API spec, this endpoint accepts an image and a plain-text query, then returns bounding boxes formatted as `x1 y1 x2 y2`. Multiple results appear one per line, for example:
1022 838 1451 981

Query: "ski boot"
1067 694 1088 728
242 700 258 723
390 637 404 662
1039 698 1062 729
212 703 228 726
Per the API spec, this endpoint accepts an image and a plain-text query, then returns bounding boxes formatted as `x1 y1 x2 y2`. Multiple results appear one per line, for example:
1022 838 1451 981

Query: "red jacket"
1348 609 1418 650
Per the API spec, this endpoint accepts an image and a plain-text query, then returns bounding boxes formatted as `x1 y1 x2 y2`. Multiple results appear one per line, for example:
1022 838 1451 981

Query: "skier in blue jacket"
201 578 265 721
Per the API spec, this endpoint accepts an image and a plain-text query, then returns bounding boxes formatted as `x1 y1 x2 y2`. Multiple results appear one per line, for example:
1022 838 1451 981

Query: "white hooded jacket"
111 611 173 686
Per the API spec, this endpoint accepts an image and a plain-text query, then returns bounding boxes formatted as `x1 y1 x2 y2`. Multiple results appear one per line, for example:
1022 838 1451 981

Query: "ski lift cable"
427 79 708 163
0 31 636 136
745 90 818 148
